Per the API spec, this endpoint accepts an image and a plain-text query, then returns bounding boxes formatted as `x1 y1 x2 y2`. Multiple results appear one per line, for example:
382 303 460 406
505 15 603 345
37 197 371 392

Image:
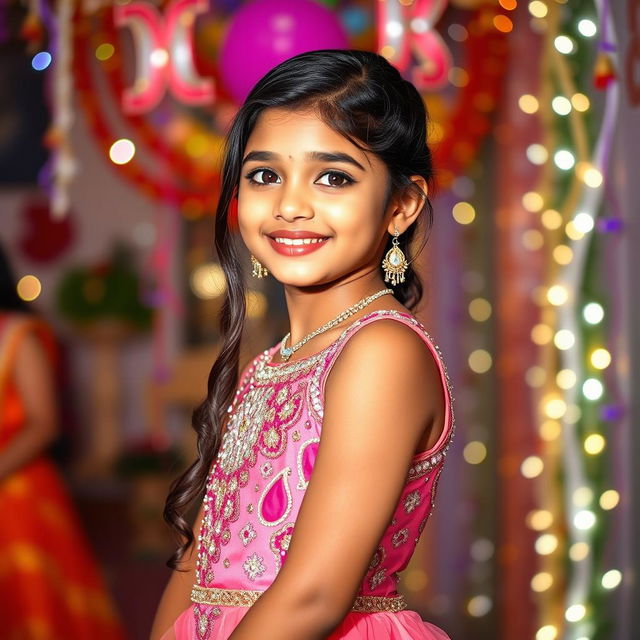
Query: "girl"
152 49 455 640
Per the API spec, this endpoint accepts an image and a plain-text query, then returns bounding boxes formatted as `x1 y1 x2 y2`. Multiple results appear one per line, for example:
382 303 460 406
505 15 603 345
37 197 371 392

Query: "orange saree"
0 312 126 639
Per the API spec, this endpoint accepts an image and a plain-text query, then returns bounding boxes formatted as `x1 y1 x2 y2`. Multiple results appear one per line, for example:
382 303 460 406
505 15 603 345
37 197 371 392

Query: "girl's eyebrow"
242 150 366 172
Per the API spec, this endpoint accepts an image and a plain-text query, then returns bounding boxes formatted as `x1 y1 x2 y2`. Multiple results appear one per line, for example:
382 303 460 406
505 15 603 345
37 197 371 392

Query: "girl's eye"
315 171 353 188
245 169 280 185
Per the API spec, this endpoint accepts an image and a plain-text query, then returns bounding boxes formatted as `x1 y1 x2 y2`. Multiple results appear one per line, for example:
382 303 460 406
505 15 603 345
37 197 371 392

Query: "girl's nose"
275 183 313 221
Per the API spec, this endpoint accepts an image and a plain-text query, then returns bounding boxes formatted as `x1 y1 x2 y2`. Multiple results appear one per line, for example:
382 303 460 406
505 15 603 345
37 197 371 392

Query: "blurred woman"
0 242 126 639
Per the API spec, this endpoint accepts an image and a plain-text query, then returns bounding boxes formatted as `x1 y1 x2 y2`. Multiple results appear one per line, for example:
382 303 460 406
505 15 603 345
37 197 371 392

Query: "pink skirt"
160 603 451 639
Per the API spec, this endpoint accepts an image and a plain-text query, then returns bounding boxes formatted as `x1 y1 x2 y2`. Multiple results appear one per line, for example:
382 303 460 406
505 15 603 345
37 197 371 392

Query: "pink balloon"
218 0 349 104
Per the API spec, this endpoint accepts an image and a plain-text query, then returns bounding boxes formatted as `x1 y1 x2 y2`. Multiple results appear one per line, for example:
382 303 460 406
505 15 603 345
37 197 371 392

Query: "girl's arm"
228 319 445 640
0 329 58 481
149 500 206 640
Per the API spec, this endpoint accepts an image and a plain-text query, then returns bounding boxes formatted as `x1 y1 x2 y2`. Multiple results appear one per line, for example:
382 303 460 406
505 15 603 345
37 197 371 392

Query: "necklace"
278 287 394 361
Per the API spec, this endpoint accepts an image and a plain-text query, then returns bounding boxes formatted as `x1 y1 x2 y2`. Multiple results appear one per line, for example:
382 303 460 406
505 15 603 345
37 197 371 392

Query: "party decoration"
218 0 349 104
18 197 75 263
114 0 214 114
376 0 452 90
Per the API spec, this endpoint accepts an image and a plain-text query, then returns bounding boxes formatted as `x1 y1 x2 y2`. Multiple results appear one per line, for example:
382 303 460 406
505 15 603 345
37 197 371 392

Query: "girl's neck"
279 273 406 356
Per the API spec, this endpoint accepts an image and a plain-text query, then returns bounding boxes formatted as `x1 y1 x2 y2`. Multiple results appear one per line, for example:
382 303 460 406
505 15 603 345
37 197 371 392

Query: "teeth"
273 237 326 246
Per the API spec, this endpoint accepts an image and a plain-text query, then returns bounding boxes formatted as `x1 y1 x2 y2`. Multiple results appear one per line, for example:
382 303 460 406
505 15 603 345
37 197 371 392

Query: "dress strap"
317 308 455 458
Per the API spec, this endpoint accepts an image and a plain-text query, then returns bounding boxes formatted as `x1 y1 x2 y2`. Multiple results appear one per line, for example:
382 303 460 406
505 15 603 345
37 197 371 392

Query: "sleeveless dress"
0 312 126 639
162 309 455 640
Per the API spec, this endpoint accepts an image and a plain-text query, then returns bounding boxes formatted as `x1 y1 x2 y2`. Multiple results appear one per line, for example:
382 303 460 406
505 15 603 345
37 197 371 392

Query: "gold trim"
190 585 407 613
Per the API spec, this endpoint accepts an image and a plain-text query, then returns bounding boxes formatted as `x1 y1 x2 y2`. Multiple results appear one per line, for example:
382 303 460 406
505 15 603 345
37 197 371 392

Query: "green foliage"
56 241 154 331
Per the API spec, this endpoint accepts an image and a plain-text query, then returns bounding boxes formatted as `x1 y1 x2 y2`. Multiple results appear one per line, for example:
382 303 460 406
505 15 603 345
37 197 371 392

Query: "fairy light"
531 572 554 592
571 93 591 111
553 244 573 264
542 209 563 230
519 94 540 113
463 441 487 464
565 220 585 240
554 149 575 170
523 191 545 211
543 396 567 419
468 349 492 373
16 275 42 301
527 143 549 164
536 625 558 640
584 434 605 455
521 456 544 478
528 1 548 19
556 368 577 389
582 378 603 400
554 35 575 54
599 490 619 510
467 595 492 617
468 297 492 321
568 542 589 562
601 570 622 589
590 348 611 369
554 329 575 350
565 604 587 622
582 302 604 324
573 212 595 233
109 138 136 165
535 534 558 555
552 96 572 115
452 201 476 224
577 18 597 37
547 284 569 305
531 323 554 345
573 510 596 530
527 509 554 530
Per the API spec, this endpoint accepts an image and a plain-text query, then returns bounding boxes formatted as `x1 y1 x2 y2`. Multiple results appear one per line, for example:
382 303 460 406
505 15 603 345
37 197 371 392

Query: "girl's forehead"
245 107 373 166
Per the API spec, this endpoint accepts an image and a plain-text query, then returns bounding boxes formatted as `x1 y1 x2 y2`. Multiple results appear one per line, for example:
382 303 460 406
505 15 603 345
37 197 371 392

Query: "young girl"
152 49 455 640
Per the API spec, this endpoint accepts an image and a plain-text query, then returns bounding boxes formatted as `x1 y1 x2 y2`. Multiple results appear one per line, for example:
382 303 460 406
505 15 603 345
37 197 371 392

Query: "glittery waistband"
190 585 408 613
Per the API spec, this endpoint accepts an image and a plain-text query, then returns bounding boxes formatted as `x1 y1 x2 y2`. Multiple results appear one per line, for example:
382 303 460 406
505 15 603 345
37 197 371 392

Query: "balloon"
218 0 349 104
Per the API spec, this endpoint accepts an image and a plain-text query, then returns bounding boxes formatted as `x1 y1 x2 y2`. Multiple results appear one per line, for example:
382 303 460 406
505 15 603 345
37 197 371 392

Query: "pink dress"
162 309 455 639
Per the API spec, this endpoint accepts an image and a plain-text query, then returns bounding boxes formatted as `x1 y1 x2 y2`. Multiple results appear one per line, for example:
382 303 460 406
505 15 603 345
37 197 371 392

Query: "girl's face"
237 107 396 289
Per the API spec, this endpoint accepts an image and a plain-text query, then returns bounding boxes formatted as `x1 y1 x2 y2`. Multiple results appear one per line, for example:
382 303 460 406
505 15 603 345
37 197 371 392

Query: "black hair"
164 49 436 569
0 241 33 313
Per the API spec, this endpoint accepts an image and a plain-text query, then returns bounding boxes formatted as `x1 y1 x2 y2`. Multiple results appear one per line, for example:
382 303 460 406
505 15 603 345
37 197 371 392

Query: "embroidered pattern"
239 522 257 547
392 528 410 548
270 522 295 571
369 568 387 590
404 490 421 513
243 553 266 581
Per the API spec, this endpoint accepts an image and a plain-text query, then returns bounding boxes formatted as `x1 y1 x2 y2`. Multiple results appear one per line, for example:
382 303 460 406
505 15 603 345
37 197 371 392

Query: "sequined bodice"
195 309 455 601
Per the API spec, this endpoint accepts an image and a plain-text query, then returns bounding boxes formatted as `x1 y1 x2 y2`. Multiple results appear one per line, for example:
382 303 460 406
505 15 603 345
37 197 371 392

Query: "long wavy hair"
164 49 436 569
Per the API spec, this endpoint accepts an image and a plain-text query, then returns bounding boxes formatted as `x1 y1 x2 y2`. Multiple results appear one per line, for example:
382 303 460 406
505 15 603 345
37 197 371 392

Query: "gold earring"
382 224 408 286
251 255 268 278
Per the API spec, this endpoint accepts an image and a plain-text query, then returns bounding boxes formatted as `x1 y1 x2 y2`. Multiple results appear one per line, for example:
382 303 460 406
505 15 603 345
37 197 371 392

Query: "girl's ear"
386 176 428 235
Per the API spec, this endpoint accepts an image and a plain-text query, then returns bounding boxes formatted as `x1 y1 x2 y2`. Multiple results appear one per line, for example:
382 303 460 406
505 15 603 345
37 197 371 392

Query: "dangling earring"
251 255 268 278
382 224 408 286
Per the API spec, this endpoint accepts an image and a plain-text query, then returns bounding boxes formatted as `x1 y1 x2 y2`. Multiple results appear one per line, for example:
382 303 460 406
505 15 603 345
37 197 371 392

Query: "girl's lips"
267 235 330 256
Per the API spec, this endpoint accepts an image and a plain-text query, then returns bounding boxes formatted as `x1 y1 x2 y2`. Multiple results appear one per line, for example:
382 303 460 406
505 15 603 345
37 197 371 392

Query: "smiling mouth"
271 237 329 246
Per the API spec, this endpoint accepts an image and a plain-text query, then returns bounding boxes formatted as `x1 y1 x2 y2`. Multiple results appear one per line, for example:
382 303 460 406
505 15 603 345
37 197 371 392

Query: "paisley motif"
270 522 295 571
258 467 293 527
296 438 320 490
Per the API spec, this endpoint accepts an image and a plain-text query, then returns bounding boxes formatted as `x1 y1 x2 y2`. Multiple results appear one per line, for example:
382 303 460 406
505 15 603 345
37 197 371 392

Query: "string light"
582 302 604 324
32 52 52 70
